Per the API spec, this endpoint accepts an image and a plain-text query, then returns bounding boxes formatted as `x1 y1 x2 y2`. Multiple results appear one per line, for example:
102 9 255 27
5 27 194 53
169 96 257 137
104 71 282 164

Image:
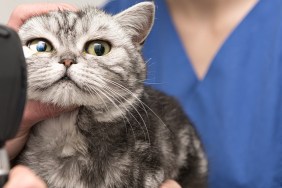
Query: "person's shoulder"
103 0 152 14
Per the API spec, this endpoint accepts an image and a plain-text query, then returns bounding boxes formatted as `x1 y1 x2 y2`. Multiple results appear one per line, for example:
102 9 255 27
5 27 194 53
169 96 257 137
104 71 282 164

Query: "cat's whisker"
91 76 151 144
88 84 122 116
88 81 140 140
72 72 126 121
95 86 138 143
102 85 150 144
86 84 137 142
100 87 138 143
83 83 110 113
93 76 148 119
142 82 165 85
136 79 164 85
144 58 153 67
101 78 168 131
84 82 136 139
100 77 149 118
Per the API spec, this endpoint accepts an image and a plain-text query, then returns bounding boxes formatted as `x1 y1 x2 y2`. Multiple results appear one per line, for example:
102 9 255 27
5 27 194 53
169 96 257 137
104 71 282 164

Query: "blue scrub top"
104 0 282 187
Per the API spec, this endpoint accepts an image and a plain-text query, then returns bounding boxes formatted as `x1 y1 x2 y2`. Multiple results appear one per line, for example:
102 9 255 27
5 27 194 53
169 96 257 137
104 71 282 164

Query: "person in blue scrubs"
4 1 282 188
104 0 282 187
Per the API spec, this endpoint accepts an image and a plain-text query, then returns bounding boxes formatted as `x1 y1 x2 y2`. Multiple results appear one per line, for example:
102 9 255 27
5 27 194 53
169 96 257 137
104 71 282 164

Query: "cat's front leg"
142 170 166 188
177 135 208 188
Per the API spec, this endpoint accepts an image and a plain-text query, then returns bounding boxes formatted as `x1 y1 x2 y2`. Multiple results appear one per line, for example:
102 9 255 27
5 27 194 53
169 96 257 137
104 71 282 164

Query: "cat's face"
19 3 154 114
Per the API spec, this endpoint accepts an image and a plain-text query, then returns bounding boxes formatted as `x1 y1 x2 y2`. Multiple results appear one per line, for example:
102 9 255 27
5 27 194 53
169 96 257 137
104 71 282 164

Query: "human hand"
6 100 77 159
160 180 181 188
3 165 46 188
7 3 76 31
5 3 77 160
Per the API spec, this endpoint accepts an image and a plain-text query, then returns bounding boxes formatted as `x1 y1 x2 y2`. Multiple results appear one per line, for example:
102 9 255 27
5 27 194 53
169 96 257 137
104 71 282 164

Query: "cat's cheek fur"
28 84 145 123
27 84 86 106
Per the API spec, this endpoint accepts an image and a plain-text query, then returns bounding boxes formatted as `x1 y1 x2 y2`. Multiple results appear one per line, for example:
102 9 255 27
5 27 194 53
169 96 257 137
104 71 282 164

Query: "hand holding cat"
5 101 78 159
160 180 182 188
3 165 47 188
7 3 76 31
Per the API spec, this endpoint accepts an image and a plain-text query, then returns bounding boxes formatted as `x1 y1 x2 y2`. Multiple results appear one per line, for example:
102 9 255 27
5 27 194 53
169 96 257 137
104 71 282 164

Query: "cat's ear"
114 2 155 45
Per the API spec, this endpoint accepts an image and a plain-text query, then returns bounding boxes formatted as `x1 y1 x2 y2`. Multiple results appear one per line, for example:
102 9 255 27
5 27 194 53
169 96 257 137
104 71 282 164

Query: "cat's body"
17 2 207 188
20 87 206 188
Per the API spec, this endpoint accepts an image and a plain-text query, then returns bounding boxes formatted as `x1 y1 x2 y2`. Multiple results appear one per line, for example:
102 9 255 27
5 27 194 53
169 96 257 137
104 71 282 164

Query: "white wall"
0 0 108 25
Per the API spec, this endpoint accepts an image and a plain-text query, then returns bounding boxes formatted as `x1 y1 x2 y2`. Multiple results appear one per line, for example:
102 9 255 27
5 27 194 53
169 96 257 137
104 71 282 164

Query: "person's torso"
104 0 282 187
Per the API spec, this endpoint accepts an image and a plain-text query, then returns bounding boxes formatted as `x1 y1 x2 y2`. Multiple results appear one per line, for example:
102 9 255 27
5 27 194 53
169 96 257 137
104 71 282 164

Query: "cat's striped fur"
17 2 207 188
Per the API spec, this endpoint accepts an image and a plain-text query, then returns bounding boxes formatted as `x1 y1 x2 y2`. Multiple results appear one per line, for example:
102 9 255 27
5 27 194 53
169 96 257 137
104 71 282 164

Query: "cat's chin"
27 81 100 107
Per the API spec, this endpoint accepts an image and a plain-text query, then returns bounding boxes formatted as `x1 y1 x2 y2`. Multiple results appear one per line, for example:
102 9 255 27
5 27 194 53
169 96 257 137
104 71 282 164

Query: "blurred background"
0 0 108 24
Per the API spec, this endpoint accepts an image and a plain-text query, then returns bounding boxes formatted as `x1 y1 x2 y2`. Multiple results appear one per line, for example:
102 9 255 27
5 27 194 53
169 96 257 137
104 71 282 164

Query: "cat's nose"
59 59 77 67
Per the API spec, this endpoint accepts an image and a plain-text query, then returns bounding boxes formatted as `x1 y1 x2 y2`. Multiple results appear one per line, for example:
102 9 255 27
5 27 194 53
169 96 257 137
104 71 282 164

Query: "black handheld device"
0 25 27 187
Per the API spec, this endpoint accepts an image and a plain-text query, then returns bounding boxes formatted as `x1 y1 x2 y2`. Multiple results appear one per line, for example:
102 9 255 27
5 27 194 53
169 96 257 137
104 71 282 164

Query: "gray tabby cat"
17 2 207 188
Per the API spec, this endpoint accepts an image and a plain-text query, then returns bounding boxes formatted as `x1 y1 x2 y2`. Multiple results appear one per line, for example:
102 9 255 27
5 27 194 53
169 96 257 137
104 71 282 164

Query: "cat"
17 2 208 188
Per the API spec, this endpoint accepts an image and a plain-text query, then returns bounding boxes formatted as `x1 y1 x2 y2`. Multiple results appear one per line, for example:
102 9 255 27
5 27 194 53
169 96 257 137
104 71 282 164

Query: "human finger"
21 100 77 131
160 180 182 188
7 3 77 31
5 100 77 159
3 165 47 188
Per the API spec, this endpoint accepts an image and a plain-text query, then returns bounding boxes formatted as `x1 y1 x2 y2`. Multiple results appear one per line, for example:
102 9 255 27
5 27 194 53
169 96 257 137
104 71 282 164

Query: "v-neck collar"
160 0 263 86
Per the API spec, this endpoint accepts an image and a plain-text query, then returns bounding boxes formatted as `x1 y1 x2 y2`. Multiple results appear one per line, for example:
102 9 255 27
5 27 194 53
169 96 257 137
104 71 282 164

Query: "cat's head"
19 2 155 118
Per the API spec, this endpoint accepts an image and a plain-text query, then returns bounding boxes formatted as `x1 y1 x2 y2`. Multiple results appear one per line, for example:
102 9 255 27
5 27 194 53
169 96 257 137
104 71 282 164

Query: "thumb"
3 165 47 188
22 100 77 130
160 180 182 188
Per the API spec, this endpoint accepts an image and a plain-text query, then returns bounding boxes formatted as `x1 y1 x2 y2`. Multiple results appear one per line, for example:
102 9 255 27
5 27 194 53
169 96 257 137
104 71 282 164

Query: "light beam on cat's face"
23 46 36 58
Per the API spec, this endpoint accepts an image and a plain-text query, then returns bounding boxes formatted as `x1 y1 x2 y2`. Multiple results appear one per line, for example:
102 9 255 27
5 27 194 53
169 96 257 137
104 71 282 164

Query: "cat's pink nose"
59 59 76 67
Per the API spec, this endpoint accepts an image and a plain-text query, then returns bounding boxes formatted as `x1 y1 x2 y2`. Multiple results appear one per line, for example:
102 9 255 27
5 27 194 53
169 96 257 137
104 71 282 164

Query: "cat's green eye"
85 40 111 56
27 39 53 53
